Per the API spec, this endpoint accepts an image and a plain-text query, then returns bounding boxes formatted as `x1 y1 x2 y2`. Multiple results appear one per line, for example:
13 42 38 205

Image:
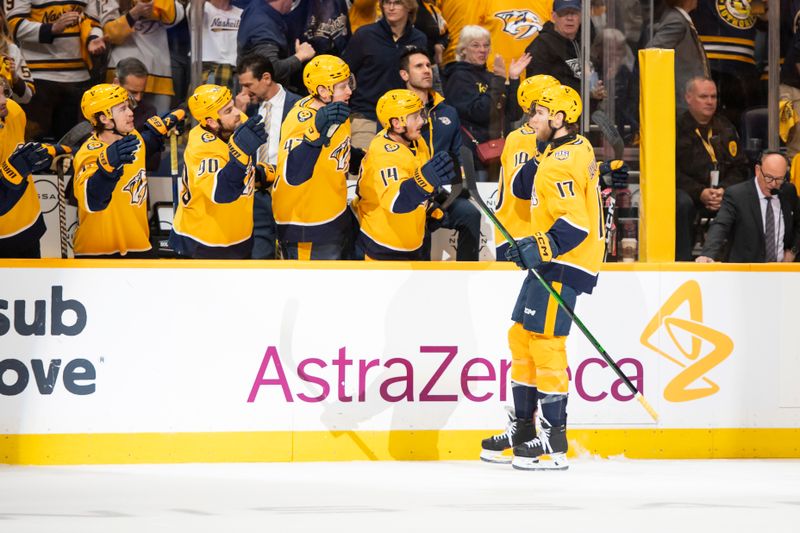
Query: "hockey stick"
591 110 626 261
50 122 92 258
461 146 659 422
170 131 179 212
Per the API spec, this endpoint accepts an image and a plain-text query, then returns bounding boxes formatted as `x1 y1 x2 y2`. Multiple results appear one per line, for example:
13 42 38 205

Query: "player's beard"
216 123 237 142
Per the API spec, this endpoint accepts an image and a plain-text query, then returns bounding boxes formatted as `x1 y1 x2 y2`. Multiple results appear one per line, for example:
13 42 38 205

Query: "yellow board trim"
1 258 800 272
2 428 799 465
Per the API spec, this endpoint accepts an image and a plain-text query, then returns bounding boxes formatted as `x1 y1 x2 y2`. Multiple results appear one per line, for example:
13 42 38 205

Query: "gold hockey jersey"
170 124 255 250
0 100 43 242
72 131 151 256
481 0 552 74
272 96 351 243
533 134 604 294
355 131 431 255
495 123 539 245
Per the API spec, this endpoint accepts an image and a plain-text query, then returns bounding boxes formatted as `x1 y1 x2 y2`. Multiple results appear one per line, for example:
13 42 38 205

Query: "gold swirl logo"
640 280 733 402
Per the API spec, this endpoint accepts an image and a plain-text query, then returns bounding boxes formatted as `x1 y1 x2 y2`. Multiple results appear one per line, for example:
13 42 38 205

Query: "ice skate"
511 421 569 471
480 407 535 464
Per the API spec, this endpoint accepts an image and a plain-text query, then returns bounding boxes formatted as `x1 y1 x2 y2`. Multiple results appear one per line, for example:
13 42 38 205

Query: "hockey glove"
229 113 267 166
255 161 276 191
97 135 140 173
599 160 628 190
145 108 187 137
505 232 559 270
413 151 456 194
306 102 350 147
1 143 51 187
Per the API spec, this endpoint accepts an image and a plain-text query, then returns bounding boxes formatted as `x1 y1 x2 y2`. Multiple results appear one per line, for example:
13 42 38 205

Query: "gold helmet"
517 75 559 114
303 55 353 98
81 84 129 125
376 89 424 129
188 84 232 123
539 85 582 124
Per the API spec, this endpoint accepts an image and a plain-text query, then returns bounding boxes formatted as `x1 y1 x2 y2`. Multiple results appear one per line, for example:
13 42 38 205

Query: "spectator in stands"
443 25 528 181
780 10 800 161
697 152 800 263
525 0 606 103
194 0 242 90
342 0 426 151
399 46 481 261
691 0 758 132
235 53 301 259
299 0 351 57
7 0 106 141
102 0 186 115
0 15 34 104
112 57 160 171
167 9 191 108
645 0 709 117
415 1 448 67
482 0 550 78
591 27 637 139
237 0 316 94
675 76 748 261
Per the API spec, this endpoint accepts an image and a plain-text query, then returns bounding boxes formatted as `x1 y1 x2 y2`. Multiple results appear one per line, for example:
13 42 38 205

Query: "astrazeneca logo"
640 280 733 402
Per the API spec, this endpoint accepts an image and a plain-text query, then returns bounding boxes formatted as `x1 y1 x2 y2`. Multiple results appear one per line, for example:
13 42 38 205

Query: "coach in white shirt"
236 53 301 259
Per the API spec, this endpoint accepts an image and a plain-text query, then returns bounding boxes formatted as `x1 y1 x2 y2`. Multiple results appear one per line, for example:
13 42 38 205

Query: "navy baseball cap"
553 0 581 13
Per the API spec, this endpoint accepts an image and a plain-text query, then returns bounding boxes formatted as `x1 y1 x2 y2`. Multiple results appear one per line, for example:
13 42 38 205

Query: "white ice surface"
1 459 799 532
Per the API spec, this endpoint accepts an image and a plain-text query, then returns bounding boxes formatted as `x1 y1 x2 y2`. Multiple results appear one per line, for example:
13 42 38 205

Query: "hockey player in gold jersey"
73 83 184 257
495 74 558 259
0 75 59 258
481 85 603 471
272 55 355 260
355 88 456 260
169 84 267 258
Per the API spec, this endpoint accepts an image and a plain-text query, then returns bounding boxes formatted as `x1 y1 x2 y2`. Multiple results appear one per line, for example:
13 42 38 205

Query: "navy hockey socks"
512 384 538 420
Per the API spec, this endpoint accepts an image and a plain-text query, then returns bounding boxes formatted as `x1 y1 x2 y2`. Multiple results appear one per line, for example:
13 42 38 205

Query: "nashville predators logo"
494 10 544 40
728 141 738 157
122 169 148 206
640 280 733 402
716 0 756 29
329 138 351 172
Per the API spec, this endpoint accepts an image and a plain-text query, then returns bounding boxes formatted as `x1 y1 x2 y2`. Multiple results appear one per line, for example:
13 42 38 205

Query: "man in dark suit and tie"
236 54 302 259
697 152 800 263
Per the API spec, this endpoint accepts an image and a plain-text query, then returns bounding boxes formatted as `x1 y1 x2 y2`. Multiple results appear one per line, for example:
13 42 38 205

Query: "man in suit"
697 152 800 263
646 0 710 116
236 54 302 259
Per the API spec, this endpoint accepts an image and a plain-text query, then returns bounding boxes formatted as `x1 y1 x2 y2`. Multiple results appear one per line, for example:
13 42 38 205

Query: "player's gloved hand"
0 142 51 187
426 201 449 232
307 102 350 147
505 232 559 270
41 143 72 172
413 151 456 194
599 160 628 189
229 113 267 166
98 134 140 173
254 161 276 191
145 108 187 137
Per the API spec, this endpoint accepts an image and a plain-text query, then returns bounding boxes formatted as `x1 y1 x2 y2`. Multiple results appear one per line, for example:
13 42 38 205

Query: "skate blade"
511 454 569 471
480 449 512 464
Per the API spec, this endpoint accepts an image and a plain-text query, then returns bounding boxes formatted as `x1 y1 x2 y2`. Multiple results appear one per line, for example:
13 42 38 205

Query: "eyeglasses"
758 165 787 184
